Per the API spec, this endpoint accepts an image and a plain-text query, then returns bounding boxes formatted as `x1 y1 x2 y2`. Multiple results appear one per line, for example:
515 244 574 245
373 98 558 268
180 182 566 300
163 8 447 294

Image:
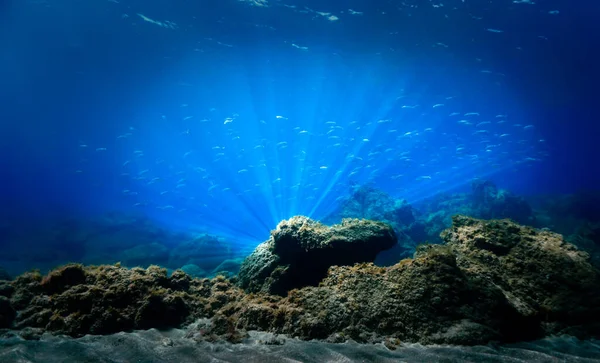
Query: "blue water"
1 0 599 265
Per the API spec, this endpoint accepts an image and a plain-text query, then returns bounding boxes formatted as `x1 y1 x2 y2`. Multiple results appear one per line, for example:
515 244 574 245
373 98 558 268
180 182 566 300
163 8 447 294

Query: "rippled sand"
1 330 599 363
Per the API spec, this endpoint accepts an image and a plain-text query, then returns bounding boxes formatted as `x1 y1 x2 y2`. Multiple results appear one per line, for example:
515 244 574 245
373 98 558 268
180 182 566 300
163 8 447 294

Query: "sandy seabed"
1 330 599 363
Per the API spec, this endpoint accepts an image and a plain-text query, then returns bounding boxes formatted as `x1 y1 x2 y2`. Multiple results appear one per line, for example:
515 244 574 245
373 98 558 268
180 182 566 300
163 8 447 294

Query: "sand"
1 329 599 363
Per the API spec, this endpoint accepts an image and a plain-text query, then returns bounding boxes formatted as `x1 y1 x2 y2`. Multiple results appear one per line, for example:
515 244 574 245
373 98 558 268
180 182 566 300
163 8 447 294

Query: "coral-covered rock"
237 216 397 295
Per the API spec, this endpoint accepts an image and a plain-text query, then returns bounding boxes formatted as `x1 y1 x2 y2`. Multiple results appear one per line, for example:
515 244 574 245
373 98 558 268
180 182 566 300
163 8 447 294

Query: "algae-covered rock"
3 216 600 346
442 215 600 336
6 264 246 337
237 216 397 295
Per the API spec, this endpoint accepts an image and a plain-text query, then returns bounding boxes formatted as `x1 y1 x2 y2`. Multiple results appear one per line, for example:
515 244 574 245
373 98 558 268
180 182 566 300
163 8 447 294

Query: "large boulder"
331 186 427 265
232 216 600 345
237 216 397 295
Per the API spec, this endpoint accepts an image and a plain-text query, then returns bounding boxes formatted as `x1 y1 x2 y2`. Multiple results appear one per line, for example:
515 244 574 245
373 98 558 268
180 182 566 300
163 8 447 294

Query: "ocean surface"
1 0 600 361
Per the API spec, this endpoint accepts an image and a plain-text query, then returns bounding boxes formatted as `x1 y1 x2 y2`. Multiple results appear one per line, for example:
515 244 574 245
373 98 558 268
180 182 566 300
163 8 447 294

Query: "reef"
237 216 397 295
0 216 599 347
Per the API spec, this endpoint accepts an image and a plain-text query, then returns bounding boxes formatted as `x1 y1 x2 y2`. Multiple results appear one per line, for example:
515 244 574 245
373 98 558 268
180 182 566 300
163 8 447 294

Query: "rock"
442 215 600 336
120 243 170 267
231 216 600 345
7 264 243 337
3 216 600 346
0 281 13 298
185 315 247 343
332 186 438 264
40 264 87 295
0 296 15 328
237 216 397 295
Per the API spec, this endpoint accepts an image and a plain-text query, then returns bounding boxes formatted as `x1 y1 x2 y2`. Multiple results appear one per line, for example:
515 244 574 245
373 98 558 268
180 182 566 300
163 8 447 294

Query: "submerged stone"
237 216 397 295
1 216 599 346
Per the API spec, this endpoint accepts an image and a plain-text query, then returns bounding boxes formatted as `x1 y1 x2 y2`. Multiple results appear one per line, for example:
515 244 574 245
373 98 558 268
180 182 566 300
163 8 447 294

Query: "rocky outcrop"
442 215 600 336
1 216 599 346
237 216 397 295
0 264 245 337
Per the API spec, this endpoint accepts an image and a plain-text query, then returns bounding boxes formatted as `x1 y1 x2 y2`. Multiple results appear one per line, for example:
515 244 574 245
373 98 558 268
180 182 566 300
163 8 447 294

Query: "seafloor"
1 182 600 361
1 330 600 363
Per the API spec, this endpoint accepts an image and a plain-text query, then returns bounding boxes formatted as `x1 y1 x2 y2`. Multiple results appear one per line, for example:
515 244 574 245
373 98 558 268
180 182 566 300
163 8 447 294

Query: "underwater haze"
1 0 599 272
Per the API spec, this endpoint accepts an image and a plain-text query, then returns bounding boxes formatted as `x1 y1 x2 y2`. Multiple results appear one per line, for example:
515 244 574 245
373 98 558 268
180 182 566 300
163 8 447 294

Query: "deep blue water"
1 0 599 256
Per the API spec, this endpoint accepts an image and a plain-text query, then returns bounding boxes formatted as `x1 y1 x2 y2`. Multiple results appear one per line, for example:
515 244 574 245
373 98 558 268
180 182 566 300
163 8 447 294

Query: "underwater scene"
1 0 600 362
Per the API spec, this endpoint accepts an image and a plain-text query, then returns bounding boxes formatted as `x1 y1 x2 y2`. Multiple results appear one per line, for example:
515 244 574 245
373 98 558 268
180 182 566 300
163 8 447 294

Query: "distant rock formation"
237 216 397 295
470 179 535 225
1 216 599 346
